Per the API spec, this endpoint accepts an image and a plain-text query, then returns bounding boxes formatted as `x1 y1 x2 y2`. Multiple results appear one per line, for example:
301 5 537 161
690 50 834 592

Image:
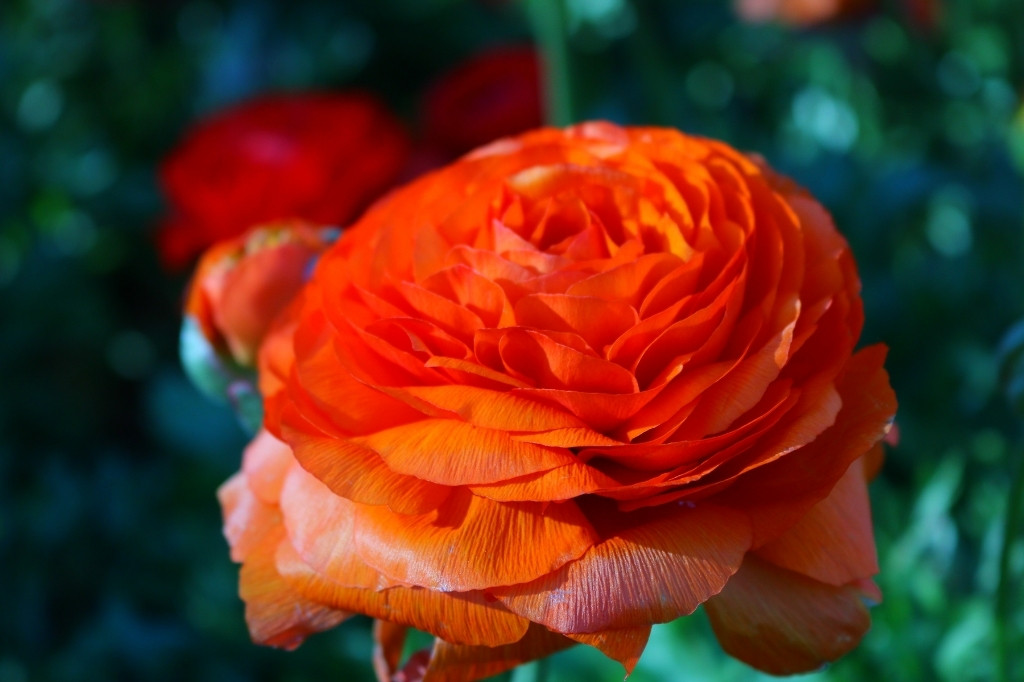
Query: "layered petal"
704 554 874 674
353 489 599 591
493 503 750 632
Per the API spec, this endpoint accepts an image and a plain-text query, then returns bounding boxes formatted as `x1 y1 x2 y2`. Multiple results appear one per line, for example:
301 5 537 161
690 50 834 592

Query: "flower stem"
996 442 1024 682
523 0 576 126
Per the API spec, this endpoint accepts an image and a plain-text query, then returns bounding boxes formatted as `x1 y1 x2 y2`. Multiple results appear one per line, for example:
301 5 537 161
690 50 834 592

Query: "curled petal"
754 456 879 587
566 627 652 674
493 503 750 633
422 623 576 682
277 541 530 647
704 554 873 675
354 489 598 591
239 526 348 650
353 419 578 486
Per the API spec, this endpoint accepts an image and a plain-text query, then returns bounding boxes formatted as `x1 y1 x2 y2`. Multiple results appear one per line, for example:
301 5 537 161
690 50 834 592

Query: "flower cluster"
182 119 895 681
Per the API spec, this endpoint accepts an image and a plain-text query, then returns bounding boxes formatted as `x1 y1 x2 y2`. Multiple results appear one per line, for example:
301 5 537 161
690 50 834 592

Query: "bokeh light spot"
791 86 858 151
937 51 981 98
686 61 734 110
926 196 973 258
17 80 64 131
107 330 157 381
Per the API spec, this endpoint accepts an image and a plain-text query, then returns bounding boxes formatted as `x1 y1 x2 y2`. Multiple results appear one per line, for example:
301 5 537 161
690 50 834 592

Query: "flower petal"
276 540 530 647
713 344 896 545
421 623 576 682
354 419 577 486
354 489 598 591
282 406 451 515
514 293 638 353
218 471 278 563
238 525 348 650
241 428 293 504
493 502 750 632
566 627 651 674
704 554 872 675
754 456 878 587
391 385 592 432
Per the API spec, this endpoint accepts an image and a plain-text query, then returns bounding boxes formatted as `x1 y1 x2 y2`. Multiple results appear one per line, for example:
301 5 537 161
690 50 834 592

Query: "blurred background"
2 0 1023 680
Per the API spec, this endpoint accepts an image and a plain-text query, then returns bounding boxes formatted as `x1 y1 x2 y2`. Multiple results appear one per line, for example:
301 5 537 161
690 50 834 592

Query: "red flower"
158 93 409 267
219 123 896 680
420 47 542 159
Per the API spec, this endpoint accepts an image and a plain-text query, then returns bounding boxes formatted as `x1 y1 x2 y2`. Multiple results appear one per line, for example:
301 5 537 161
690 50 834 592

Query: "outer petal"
704 554 873 675
566 627 652 674
422 624 576 682
241 428 293 504
493 503 750 633
713 344 896 546
282 404 451 515
218 471 278 563
754 456 878 587
276 540 530 647
354 489 598 591
238 526 348 650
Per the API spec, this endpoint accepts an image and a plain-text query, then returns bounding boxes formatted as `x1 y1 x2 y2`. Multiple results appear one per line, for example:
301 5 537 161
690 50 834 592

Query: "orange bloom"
221 123 896 679
181 221 334 429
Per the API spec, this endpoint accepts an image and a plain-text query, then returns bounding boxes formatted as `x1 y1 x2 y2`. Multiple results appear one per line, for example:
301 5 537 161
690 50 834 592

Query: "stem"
523 0 576 126
996 443 1024 682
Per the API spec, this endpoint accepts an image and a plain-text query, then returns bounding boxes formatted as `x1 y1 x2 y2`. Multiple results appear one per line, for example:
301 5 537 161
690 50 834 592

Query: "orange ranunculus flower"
220 122 896 680
181 221 335 430
158 93 409 268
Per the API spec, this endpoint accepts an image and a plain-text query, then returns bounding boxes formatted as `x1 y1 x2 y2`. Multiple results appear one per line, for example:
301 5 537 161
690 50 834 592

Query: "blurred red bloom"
158 93 409 267
216 122 896 680
420 47 542 159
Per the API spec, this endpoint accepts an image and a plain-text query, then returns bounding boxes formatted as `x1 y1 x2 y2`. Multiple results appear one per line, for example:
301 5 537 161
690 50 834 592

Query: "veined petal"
493 503 750 632
353 419 577 486
704 554 872 675
239 526 348 650
469 460 625 502
514 293 639 353
282 406 451 515
421 623 576 682
754 457 878 586
566 627 651 674
354 489 598 591
714 345 896 546
499 328 638 393
390 384 593 432
241 428 295 504
218 471 278 563
276 541 530 647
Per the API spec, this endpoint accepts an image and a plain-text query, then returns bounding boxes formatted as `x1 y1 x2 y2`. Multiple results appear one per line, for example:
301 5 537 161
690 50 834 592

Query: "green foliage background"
2 0 1023 680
